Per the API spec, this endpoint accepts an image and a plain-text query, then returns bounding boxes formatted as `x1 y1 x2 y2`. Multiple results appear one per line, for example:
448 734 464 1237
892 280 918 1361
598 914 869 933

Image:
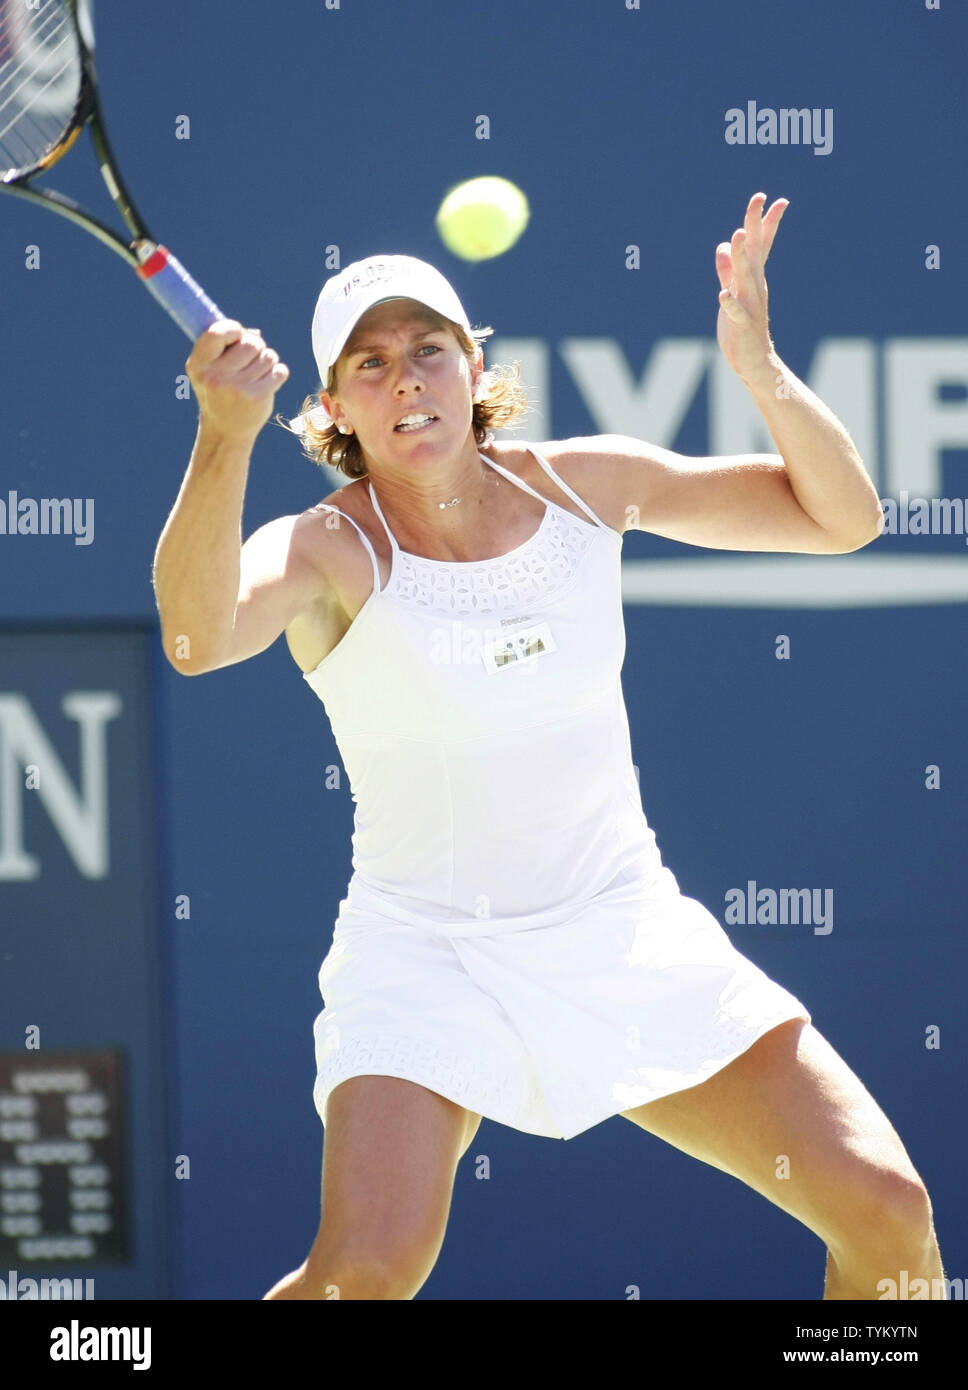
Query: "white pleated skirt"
311 867 811 1141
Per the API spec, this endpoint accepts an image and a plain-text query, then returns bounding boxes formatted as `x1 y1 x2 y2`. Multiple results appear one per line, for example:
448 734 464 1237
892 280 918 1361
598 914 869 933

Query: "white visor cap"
293 255 473 433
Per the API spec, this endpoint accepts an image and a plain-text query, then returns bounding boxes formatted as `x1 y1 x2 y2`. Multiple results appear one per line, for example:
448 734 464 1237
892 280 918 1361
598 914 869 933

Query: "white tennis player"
155 193 946 1301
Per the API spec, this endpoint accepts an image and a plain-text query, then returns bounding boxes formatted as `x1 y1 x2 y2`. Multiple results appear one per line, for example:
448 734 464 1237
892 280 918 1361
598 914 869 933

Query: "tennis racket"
0 0 225 339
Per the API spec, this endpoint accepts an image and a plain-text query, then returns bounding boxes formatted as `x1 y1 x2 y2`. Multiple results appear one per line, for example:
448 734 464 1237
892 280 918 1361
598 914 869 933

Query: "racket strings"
0 0 81 177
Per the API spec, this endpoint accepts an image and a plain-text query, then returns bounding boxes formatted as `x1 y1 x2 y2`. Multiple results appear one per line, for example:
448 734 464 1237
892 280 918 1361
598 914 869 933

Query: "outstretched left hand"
716 192 788 383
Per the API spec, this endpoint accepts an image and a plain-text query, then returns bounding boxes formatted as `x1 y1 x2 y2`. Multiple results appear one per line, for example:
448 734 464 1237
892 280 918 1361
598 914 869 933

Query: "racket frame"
2 1 150 265
0 0 226 335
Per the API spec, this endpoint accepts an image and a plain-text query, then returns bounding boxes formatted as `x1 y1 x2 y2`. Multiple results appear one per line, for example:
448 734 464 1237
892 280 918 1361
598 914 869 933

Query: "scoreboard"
0 1050 128 1266
0 628 171 1299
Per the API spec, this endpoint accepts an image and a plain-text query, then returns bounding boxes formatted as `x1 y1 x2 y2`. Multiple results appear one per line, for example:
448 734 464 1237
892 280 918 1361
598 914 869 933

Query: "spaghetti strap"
360 443 613 562
312 503 383 594
522 444 611 530
479 445 611 531
365 480 399 554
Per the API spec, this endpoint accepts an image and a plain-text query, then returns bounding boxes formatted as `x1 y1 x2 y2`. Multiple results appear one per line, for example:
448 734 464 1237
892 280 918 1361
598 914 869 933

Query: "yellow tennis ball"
435 177 530 262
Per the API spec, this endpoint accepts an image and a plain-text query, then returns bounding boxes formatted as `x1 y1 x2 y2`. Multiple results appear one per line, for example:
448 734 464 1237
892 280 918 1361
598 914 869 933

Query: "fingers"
717 285 747 321
716 192 788 289
742 191 788 260
715 199 760 289
714 241 732 290
186 322 277 371
233 344 288 389
207 327 266 375
724 225 751 298
185 319 246 371
761 196 788 258
745 192 766 240
186 323 288 389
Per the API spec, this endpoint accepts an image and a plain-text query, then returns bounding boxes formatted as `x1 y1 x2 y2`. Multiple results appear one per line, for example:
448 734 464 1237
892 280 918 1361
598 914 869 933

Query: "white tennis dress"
301 444 810 1140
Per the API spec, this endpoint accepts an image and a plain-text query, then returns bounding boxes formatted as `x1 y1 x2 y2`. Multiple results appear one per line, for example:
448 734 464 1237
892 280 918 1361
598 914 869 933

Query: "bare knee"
302 1241 434 1300
263 1259 339 1301
829 1163 935 1266
877 1170 936 1254
292 1077 475 1299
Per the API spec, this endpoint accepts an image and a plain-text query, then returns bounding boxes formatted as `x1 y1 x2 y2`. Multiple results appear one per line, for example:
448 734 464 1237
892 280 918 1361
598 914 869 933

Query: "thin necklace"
438 465 496 510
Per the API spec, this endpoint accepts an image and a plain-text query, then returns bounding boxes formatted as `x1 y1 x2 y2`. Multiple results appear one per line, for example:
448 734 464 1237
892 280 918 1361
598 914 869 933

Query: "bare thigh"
620 1018 930 1257
303 1076 482 1297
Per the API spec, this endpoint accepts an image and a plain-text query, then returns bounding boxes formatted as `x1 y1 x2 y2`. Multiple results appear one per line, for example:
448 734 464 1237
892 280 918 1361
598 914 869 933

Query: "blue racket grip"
136 244 226 341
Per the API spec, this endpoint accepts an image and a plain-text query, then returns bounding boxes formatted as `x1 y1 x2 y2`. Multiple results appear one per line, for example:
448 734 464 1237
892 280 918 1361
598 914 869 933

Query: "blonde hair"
276 309 531 480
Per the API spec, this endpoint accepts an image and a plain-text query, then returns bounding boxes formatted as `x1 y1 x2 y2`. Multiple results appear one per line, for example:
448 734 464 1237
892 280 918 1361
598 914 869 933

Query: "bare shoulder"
291 476 372 572
283 477 382 674
484 435 631 533
291 437 628 558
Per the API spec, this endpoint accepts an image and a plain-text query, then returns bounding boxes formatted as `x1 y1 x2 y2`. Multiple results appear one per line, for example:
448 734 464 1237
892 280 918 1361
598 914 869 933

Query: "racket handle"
136 244 226 341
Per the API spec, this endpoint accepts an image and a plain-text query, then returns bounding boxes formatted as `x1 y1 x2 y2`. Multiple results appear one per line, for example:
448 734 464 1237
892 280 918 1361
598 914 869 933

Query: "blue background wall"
1 0 965 1300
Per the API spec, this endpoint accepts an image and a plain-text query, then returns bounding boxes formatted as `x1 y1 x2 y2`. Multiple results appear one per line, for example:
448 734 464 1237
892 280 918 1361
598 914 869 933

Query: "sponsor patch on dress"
482 621 557 674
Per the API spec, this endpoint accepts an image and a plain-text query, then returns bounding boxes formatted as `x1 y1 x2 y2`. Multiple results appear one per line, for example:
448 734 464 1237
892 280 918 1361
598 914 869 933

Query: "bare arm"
153 321 297 674
154 420 254 671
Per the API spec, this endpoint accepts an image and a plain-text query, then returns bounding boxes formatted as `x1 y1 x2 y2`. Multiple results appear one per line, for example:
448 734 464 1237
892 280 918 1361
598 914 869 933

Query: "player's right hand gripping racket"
0 0 225 339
